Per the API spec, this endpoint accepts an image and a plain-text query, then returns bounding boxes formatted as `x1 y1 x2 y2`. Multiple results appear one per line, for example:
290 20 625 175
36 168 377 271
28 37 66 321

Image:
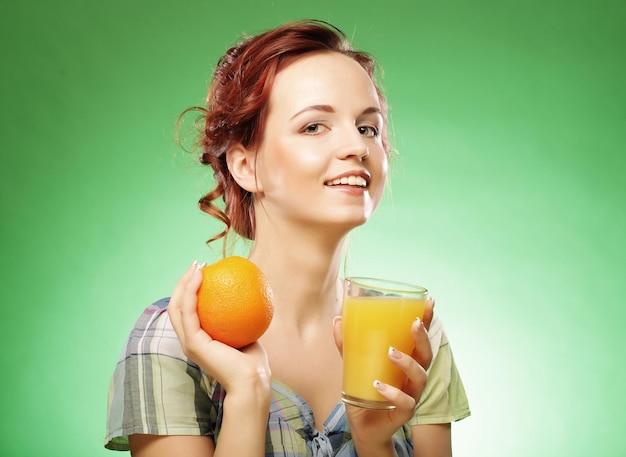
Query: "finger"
173 266 228 366
332 316 343 356
411 318 433 370
422 297 435 330
177 260 200 290
169 261 200 313
178 264 205 336
388 346 428 400
372 379 417 415
168 261 201 344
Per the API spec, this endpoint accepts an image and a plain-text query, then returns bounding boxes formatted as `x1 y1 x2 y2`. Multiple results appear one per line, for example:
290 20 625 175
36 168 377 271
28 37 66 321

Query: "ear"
226 143 262 193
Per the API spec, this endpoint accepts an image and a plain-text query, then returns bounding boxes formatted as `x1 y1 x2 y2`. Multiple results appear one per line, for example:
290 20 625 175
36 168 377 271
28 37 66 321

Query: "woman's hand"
167 260 271 457
333 298 435 456
167 261 272 400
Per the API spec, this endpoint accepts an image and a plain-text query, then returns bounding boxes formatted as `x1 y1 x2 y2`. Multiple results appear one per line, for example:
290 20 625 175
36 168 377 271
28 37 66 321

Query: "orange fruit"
196 256 275 348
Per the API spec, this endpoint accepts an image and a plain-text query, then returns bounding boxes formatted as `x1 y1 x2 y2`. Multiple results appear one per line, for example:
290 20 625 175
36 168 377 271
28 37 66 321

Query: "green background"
2 1 624 456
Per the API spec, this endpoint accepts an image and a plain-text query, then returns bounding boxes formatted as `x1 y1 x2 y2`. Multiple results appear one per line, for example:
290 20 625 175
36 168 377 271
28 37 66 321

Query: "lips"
324 171 370 188
326 175 367 187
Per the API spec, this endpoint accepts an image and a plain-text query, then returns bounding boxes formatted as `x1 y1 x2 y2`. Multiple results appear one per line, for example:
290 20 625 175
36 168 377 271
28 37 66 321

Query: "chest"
266 339 343 430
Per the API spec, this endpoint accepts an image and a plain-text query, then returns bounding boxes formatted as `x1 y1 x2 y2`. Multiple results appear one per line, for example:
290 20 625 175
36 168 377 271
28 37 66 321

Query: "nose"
337 129 370 161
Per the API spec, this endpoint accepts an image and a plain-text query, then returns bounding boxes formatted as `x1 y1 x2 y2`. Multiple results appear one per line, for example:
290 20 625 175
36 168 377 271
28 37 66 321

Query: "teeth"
328 176 367 187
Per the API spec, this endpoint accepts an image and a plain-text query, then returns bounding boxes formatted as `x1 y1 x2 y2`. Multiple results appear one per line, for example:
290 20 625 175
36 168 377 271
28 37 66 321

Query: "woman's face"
253 51 388 234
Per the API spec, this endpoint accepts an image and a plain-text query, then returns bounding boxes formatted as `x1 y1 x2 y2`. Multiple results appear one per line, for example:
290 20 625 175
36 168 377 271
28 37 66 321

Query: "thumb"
422 297 435 331
332 316 343 356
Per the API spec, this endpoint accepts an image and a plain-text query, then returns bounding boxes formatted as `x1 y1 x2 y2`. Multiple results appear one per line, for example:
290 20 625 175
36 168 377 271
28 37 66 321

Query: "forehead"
267 52 380 114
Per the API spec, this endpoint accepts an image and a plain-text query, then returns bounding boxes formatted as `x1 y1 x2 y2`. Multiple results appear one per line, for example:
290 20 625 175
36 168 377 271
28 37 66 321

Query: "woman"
105 20 470 457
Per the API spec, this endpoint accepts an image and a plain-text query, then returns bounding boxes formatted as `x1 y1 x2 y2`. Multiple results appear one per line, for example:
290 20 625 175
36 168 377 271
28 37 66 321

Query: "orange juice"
341 295 426 408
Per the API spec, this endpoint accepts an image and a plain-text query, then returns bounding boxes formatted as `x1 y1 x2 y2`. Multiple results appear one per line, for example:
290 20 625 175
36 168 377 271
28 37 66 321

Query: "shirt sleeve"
104 298 216 451
407 315 471 426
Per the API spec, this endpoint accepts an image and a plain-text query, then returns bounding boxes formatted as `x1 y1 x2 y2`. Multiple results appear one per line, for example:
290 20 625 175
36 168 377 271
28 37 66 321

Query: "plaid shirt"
105 298 470 456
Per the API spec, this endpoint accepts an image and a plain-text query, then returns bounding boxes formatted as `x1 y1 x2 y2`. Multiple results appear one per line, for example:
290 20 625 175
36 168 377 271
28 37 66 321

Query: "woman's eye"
358 125 379 137
303 123 324 134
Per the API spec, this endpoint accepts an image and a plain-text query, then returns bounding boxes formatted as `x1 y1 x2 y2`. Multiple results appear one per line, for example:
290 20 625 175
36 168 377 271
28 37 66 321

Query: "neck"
249 222 348 333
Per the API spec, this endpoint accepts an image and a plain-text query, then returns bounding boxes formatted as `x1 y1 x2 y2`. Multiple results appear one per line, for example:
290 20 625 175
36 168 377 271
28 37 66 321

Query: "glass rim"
344 276 428 294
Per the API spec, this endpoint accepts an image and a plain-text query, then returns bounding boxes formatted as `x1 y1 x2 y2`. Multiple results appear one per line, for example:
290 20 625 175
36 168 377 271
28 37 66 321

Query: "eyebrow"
290 105 382 120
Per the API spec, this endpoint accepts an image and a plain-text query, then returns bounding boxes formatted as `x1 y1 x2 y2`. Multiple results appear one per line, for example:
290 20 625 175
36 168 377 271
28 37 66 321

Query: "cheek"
270 143 326 182
284 139 328 170
375 153 389 189
380 155 389 181
368 154 388 207
256 143 322 193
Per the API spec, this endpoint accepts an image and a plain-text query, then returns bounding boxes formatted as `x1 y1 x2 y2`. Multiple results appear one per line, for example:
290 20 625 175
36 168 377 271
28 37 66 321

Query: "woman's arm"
411 423 451 457
128 383 270 457
127 374 270 457
129 435 215 457
152 261 272 457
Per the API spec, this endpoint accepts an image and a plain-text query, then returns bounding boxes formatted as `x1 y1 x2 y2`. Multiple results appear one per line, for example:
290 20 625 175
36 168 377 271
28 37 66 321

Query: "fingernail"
191 260 198 269
196 262 206 271
373 380 386 391
389 346 402 359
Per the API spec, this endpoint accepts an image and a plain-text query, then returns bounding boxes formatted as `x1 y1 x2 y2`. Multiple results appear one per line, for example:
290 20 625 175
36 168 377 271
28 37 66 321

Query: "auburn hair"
182 19 389 245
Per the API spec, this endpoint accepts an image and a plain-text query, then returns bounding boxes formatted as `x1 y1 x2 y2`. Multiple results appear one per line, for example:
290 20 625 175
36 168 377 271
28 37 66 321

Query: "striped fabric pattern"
105 298 470 456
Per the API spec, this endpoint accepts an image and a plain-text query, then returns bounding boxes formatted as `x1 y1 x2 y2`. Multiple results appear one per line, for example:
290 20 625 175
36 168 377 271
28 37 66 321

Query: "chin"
335 214 371 231
311 206 375 233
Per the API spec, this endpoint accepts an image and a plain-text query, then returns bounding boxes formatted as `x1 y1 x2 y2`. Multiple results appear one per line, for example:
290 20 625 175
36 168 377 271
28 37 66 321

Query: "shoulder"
116 297 186 363
407 313 471 425
426 313 448 359
105 298 217 451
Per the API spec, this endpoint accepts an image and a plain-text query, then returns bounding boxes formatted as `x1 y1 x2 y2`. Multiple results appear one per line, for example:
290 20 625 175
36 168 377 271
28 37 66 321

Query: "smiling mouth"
325 175 368 188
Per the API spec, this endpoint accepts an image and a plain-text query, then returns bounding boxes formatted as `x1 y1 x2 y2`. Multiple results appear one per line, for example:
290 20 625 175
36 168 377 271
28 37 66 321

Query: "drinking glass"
341 277 428 409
